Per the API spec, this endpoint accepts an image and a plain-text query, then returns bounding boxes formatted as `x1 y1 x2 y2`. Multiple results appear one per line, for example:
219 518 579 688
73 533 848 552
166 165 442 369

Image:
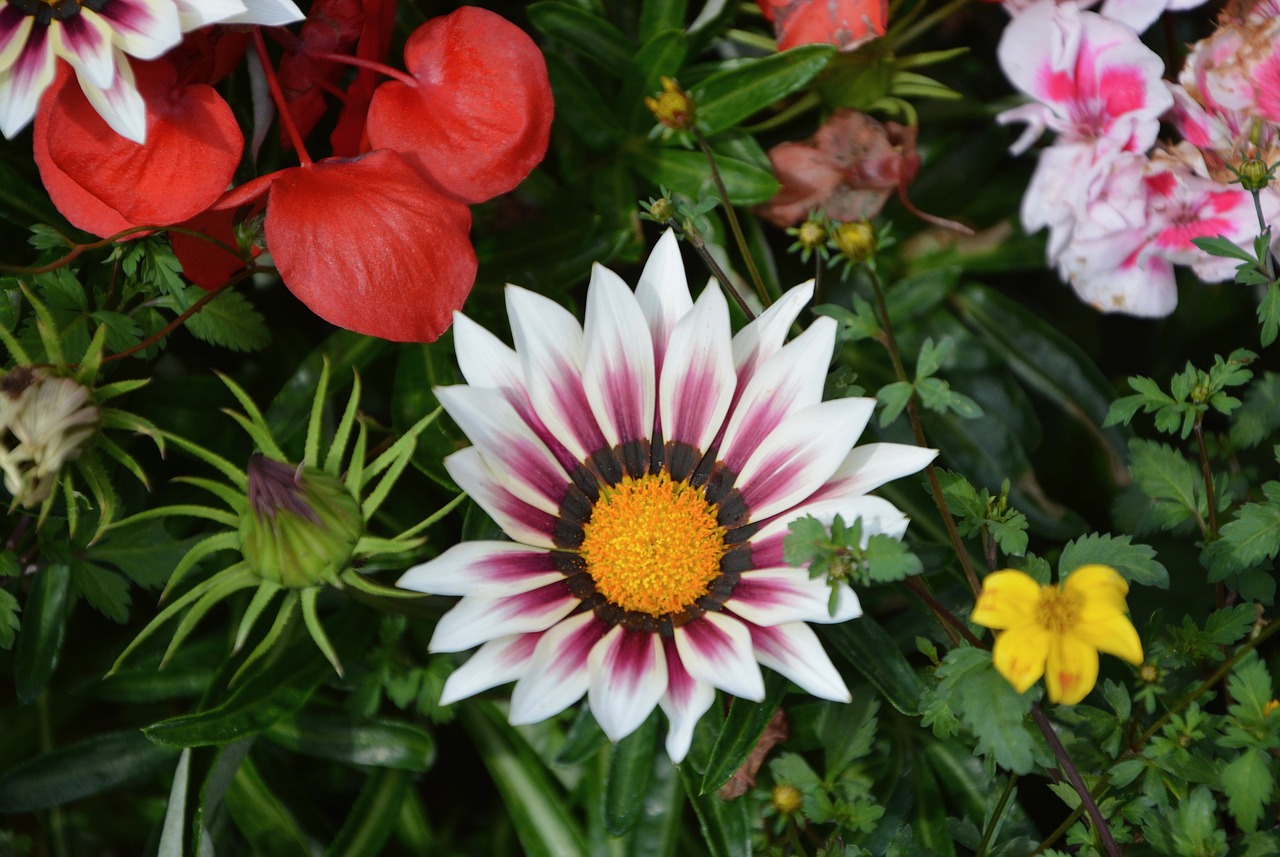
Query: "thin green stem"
693 127 771 307
1031 704 1122 857
975 774 1018 857
37 693 70 857
866 265 982 596
1029 799 1092 856
1251 189 1275 281
1193 419 1218 539
659 216 756 320
894 0 975 48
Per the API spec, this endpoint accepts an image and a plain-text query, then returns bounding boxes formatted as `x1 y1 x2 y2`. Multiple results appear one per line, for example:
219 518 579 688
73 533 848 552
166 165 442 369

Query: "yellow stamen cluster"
645 77 696 131
580 473 726 617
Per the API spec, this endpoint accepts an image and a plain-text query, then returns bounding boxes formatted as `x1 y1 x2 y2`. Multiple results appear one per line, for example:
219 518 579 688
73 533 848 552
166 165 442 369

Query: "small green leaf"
1206 486 1280 576
266 711 436 771
0 589 18 650
70 560 132 622
691 45 836 134
224 755 312 857
1258 283 1280 347
182 288 269 352
326 767 413 857
936 647 1038 774
877 381 914 427
1191 235 1256 263
527 2 633 72
1059 533 1169 589
630 145 780 205
700 670 787 794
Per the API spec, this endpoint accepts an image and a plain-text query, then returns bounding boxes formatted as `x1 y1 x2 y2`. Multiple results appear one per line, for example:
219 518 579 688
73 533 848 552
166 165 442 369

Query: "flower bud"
0 368 99 506
832 220 877 264
1236 157 1273 191
240 455 364 588
645 77 696 131
771 784 804 815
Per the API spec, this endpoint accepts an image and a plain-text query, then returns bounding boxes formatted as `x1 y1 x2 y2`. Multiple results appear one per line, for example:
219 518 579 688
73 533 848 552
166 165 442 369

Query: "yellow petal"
1045 632 1099 705
992 625 1050 694
972 570 1042 630
1062 564 1129 615
1074 613 1144 665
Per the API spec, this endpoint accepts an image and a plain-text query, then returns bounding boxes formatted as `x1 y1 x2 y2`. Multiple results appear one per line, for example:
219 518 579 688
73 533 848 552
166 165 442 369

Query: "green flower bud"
832 220 877 264
1236 157 1273 192
240 455 363 588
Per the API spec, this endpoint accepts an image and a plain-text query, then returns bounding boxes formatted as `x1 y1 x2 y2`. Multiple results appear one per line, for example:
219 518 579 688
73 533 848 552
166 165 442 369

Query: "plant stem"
1193 418 1218 539
693 128 771 308
902 576 979 647
866 266 982 596
1029 799 1092 856
1251 189 1275 281
661 217 756 320
1030 704 1122 857
254 29 311 165
975 774 1018 857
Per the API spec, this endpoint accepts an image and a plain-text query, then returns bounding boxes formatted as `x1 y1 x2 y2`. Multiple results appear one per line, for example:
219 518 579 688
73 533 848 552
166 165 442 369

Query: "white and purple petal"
79 54 146 142
728 568 861 627
634 229 693 376
750 622 851 702
582 264 656 449
804 443 938 505
443 447 559 549
50 10 115 89
658 637 715 762
439 633 541 706
587 627 667 741
729 280 815 390
509 612 609 725
0 26 54 139
96 0 180 61
673 612 765 701
658 285 735 452
0 8 35 73
430 581 579 653
734 397 876 523
398 542 562 597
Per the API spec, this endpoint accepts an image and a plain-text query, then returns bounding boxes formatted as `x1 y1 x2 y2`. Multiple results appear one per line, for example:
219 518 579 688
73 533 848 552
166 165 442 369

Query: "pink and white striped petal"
658 637 716 762
0 9 35 72
730 280 815 390
507 285 608 463
729 569 861 627
397 542 562 598
673 612 765 701
439 633 541 706
443 447 559 549
583 264 656 448
734 397 876 522
78 55 146 142
50 11 114 89
453 311 524 391
97 0 180 61
805 443 938 505
634 229 693 376
750 622 851 702
0 28 54 139
658 286 735 452
436 385 570 514
430 581 579 653
717 316 836 473
750 495 911 568
588 627 668 741
509 612 609 725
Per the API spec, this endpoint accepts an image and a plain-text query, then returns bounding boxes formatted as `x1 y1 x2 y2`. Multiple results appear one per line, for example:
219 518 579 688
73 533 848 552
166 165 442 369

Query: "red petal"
263 149 476 342
771 0 888 52
172 207 258 290
40 58 242 231
365 7 553 204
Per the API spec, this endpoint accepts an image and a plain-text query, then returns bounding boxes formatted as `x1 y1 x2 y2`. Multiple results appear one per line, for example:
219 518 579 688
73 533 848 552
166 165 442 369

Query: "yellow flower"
971 565 1143 705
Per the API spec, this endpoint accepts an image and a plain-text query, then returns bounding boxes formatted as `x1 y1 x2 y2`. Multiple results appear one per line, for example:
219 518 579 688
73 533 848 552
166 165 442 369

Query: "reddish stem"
309 52 416 87
253 29 312 166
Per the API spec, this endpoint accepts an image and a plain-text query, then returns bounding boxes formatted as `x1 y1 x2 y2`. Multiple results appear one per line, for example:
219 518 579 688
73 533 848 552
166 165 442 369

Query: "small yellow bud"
646 197 676 223
1264 699 1279 717
1139 663 1160 684
832 220 877 264
796 219 827 251
1236 158 1272 192
770 784 804 815
645 77 696 131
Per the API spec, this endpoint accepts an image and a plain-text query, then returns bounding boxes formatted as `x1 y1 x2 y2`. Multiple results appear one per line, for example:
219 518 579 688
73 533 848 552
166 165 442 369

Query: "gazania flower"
971 565 1144 705
397 231 936 761
0 0 302 143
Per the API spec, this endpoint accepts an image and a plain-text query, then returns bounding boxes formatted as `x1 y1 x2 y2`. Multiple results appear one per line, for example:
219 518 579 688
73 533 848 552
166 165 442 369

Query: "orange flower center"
579 473 726 617
1035 585 1081 633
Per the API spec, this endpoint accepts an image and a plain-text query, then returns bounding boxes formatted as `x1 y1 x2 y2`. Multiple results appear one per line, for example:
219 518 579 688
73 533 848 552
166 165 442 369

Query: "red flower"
34 59 243 237
218 149 476 342
365 6 553 204
758 0 889 52
170 207 259 290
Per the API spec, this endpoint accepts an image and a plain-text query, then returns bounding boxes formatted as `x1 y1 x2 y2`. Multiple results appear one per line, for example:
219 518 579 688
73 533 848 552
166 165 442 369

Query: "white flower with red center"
996 0 1171 155
0 0 301 143
397 231 936 761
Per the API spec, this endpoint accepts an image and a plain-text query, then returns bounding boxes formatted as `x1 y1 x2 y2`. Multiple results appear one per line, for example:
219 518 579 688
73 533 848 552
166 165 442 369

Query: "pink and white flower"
397 231 936 761
0 0 302 143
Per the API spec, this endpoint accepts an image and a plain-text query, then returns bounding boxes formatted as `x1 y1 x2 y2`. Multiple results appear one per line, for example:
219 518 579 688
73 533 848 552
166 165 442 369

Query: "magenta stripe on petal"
506 391 578 471
12 24 48 82
750 532 785 568
668 367 720 446
662 636 696 706
547 615 609 677
605 629 659 693
58 14 107 54
549 360 609 453
0 6 28 48
738 449 802 510
98 0 158 36
602 363 649 444
508 438 571 507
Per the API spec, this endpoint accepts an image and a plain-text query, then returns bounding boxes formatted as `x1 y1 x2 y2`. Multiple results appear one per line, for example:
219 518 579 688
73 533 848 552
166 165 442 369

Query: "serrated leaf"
936 647 1038 774
1059 533 1169 589
0 588 19 650
1226 658 1273 722
863 534 922 582
1127 439 1203 533
1208 490 1280 576
877 381 914 427
182 288 269 352
70 560 131 623
1258 283 1280 347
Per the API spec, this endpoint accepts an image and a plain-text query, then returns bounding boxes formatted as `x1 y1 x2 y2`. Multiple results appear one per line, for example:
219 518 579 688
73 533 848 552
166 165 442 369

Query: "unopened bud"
1139 662 1160 684
645 196 677 223
241 455 363 588
832 220 877 264
1236 157 1272 192
646 77 696 131
771 784 804 815
0 369 99 506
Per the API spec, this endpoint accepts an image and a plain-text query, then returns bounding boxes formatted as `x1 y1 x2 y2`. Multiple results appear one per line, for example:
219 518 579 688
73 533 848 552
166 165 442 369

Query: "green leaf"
1191 235 1256 263
13 563 71 704
546 55 625 151
224 755 312 857
1230 372 1280 449
70 560 131 622
265 711 436 771
527 2 633 72
604 710 660 835
326 768 412 857
679 766 751 857
630 145 780 205
936 647 1038 774
0 730 178 812
1226 658 1274 722
1059 533 1169 589
622 753 681 857
638 0 686 42
863 534 923 582
623 30 689 132
182 288 269 352
465 701 589 857
1258 283 1280 347
0 587 17 650
877 380 914 427
701 669 788 794
820 617 926 716
1168 785 1228 857
691 45 836 134
1207 487 1280 576
1127 439 1203 533
89 518 214 590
